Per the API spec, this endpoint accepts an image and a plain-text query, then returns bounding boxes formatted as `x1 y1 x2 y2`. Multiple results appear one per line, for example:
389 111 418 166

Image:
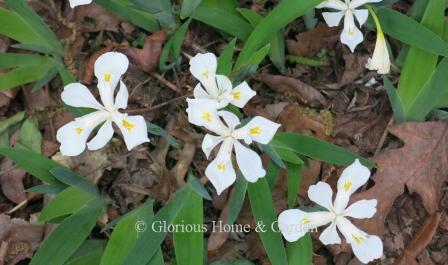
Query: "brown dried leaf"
0 215 45 265
255 74 327 107
0 160 26 204
125 31 167 73
287 23 340 57
338 52 369 87
393 213 441 265
352 122 448 236
74 4 121 32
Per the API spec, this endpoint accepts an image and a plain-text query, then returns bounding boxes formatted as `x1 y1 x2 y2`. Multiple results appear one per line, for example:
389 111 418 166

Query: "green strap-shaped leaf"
26 184 67 195
100 201 156 265
271 133 375 167
226 176 248 225
39 187 95 223
0 7 45 47
235 0 323 68
30 200 104 265
123 185 193 265
50 167 100 198
286 234 312 265
180 0 203 19
4 0 63 54
247 178 288 265
65 240 105 265
147 122 179 148
397 0 445 111
0 53 51 69
0 63 54 91
383 77 405 123
286 163 301 208
174 191 204 265
377 7 448 57
159 19 191 72
0 148 62 184
217 38 237 76
16 115 42 153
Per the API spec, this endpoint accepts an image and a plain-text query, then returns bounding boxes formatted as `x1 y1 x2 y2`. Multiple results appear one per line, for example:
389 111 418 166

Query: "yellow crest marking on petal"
201 112 212 122
104 73 111 82
301 217 311 225
249 126 261 136
75 127 84 135
202 70 209 79
352 235 365 245
122 120 134 132
231 91 241 100
217 164 226 171
343 181 352 192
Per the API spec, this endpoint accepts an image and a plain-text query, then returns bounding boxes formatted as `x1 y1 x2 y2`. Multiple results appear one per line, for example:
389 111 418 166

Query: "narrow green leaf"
123 185 193 265
272 133 374 167
5 0 63 54
65 240 105 265
50 167 100 197
30 200 103 265
0 148 61 184
235 0 323 69
265 161 281 189
180 0 203 19
174 191 204 265
0 7 46 47
286 234 312 265
286 163 301 208
377 7 448 57
226 176 248 225
147 122 179 148
100 201 154 265
383 77 405 123
26 184 67 195
188 172 212 200
0 111 25 135
0 53 51 69
39 187 95 223
95 0 159 32
217 38 237 76
159 19 191 72
262 144 286 168
210 259 254 265
32 66 58 92
247 178 288 265
191 5 252 41
397 0 444 111
407 57 448 120
0 63 54 90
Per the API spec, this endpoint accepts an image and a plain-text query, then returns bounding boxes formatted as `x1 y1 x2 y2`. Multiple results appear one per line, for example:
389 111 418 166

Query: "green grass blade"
286 234 312 265
30 200 104 265
100 201 155 265
65 240 105 265
271 133 374 167
226 176 248 224
0 53 50 68
159 19 191 72
180 0 203 19
397 0 444 111
174 191 204 265
217 38 237 76
383 77 405 123
26 184 67 195
265 161 281 189
5 0 63 54
286 163 301 208
377 7 448 57
0 7 46 47
247 178 288 265
39 187 95 223
0 63 54 90
50 167 100 197
0 148 61 184
235 0 322 69
123 185 192 265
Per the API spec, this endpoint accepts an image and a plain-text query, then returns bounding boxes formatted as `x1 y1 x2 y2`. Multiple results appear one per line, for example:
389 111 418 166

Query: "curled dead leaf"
125 31 167 73
74 4 122 32
287 23 340 57
255 74 327 107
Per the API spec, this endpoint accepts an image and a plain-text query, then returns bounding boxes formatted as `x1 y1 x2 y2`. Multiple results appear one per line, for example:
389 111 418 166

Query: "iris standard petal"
228 81 256 108
113 114 149 150
234 116 281 145
114 80 129 110
353 9 369 26
344 199 377 219
69 0 92 8
322 11 345 27
202 134 225 159
87 120 114 151
319 221 341 245
234 141 265 182
340 11 364 52
205 138 236 195
189 53 219 96
56 111 109 156
61 83 103 110
308 181 334 211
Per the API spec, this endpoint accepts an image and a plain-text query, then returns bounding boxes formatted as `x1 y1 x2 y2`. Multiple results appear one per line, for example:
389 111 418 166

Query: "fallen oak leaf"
286 23 340 57
351 121 448 237
125 31 167 73
393 213 441 265
255 74 327 107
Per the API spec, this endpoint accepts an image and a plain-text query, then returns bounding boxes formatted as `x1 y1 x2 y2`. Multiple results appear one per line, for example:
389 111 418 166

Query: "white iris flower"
57 52 149 156
278 159 383 264
189 53 256 109
69 0 92 8
317 0 382 52
186 99 280 194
